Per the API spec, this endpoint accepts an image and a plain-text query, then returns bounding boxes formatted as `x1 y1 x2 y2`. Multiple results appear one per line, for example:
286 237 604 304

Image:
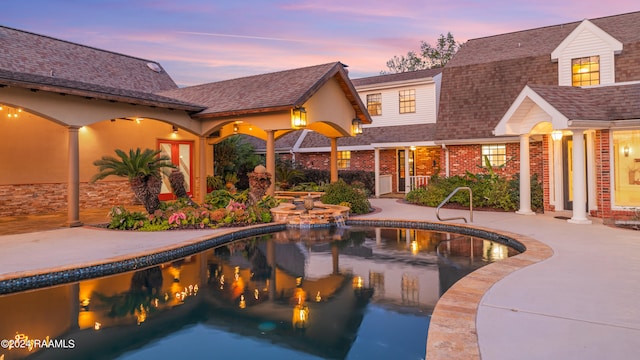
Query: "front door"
158 140 194 200
397 150 415 192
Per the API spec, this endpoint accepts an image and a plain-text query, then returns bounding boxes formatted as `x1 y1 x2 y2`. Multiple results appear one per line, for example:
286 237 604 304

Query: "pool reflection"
0 227 518 360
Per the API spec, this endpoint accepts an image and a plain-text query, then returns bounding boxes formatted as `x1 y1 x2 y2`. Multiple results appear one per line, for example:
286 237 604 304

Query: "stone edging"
346 218 553 360
0 223 286 295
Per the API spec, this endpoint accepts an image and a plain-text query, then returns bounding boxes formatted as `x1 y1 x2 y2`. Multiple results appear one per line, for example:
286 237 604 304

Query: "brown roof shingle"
530 83 640 121
249 124 438 151
351 68 442 87
0 25 178 94
160 62 369 122
436 11 640 141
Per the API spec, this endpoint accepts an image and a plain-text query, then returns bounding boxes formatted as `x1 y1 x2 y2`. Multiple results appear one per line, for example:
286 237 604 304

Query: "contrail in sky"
178 31 309 43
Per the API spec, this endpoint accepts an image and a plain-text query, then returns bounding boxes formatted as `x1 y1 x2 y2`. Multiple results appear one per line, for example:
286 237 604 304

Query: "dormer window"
571 56 600 86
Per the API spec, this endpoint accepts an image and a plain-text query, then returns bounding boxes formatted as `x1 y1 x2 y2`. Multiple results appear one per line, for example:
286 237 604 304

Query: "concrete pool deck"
1 198 639 359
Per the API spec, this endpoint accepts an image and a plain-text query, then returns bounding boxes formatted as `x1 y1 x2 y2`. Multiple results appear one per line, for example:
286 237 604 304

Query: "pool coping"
0 218 553 360
347 218 553 360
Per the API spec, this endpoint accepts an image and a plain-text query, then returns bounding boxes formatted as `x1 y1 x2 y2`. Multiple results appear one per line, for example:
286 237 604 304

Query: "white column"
374 147 380 198
517 134 535 215
569 130 591 224
67 126 82 227
553 135 564 211
586 131 596 212
330 138 338 183
404 147 410 193
443 144 450 177
198 136 207 203
266 130 275 196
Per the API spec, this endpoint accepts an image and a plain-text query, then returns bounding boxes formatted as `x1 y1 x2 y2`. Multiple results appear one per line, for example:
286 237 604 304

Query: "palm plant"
92 148 175 214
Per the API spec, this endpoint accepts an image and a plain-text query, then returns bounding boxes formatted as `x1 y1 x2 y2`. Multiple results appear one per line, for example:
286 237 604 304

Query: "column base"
516 210 536 215
66 220 83 227
567 218 592 225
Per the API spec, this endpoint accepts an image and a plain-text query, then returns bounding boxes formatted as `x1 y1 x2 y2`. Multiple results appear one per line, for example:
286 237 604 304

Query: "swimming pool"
0 225 520 360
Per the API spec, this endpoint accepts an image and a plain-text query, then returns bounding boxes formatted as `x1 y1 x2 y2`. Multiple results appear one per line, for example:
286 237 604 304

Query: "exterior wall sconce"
2 105 22 118
291 107 307 129
233 123 239 133
551 130 563 141
624 145 630 157
172 125 178 134
351 118 363 135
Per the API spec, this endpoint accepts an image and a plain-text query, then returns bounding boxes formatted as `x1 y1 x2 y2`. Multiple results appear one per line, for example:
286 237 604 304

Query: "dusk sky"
2 1 638 87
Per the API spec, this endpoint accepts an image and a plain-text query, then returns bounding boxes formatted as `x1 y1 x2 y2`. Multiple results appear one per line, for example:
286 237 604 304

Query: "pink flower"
168 212 187 225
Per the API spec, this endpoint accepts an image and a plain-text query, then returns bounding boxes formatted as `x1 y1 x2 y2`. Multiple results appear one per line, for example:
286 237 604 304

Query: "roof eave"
0 78 204 112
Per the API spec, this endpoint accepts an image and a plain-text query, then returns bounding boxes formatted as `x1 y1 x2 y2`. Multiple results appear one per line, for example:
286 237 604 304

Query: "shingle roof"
0 26 178 93
447 11 640 68
0 68 204 111
249 123 438 151
436 11 640 141
530 83 640 121
160 62 370 123
351 68 442 87
303 124 438 147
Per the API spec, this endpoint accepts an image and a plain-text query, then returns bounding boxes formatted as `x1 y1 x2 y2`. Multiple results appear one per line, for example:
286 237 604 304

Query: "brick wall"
0 181 137 216
414 147 441 176
295 148 442 193
442 142 543 179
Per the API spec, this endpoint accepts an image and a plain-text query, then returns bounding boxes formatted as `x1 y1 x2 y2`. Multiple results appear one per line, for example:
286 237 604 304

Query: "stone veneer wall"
0 181 137 216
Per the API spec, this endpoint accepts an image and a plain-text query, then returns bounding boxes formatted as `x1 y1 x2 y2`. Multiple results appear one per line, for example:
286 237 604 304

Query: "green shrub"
204 189 236 209
339 170 375 195
321 180 371 214
406 172 544 212
107 206 147 230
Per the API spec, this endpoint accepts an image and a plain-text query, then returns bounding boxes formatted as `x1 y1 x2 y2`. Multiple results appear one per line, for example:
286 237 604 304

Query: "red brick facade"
294 147 441 193
441 142 544 180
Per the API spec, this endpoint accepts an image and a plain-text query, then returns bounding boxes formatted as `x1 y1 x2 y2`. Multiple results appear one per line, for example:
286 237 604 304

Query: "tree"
420 32 459 68
382 32 461 74
91 148 175 214
214 135 261 189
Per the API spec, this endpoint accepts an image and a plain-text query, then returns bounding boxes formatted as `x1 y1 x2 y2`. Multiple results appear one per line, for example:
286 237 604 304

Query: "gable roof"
160 62 371 124
0 25 203 110
351 68 442 87
447 11 640 68
436 11 640 141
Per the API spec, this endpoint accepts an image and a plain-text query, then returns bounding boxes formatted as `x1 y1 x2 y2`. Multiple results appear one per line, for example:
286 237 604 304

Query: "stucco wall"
0 114 204 216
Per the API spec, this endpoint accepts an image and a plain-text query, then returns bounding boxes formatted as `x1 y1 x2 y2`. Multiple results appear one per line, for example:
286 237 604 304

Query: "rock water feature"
271 192 350 228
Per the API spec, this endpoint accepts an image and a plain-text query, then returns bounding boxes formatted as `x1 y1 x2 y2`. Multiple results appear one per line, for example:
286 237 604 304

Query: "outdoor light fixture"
233 123 239 133
291 106 307 129
551 130 563 141
624 145 630 157
2 105 21 118
351 118 363 135
172 125 178 134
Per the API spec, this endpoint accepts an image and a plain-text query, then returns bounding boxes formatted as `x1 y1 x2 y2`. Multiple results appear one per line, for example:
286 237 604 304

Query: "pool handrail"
436 186 473 223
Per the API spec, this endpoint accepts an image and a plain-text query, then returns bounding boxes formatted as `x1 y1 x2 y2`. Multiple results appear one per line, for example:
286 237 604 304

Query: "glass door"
397 150 415 192
158 140 193 200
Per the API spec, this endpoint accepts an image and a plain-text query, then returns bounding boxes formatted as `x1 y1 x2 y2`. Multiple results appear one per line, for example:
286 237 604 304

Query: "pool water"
0 226 518 360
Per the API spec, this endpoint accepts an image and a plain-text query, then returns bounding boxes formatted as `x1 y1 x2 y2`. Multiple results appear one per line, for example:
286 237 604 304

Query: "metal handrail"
436 186 473 223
